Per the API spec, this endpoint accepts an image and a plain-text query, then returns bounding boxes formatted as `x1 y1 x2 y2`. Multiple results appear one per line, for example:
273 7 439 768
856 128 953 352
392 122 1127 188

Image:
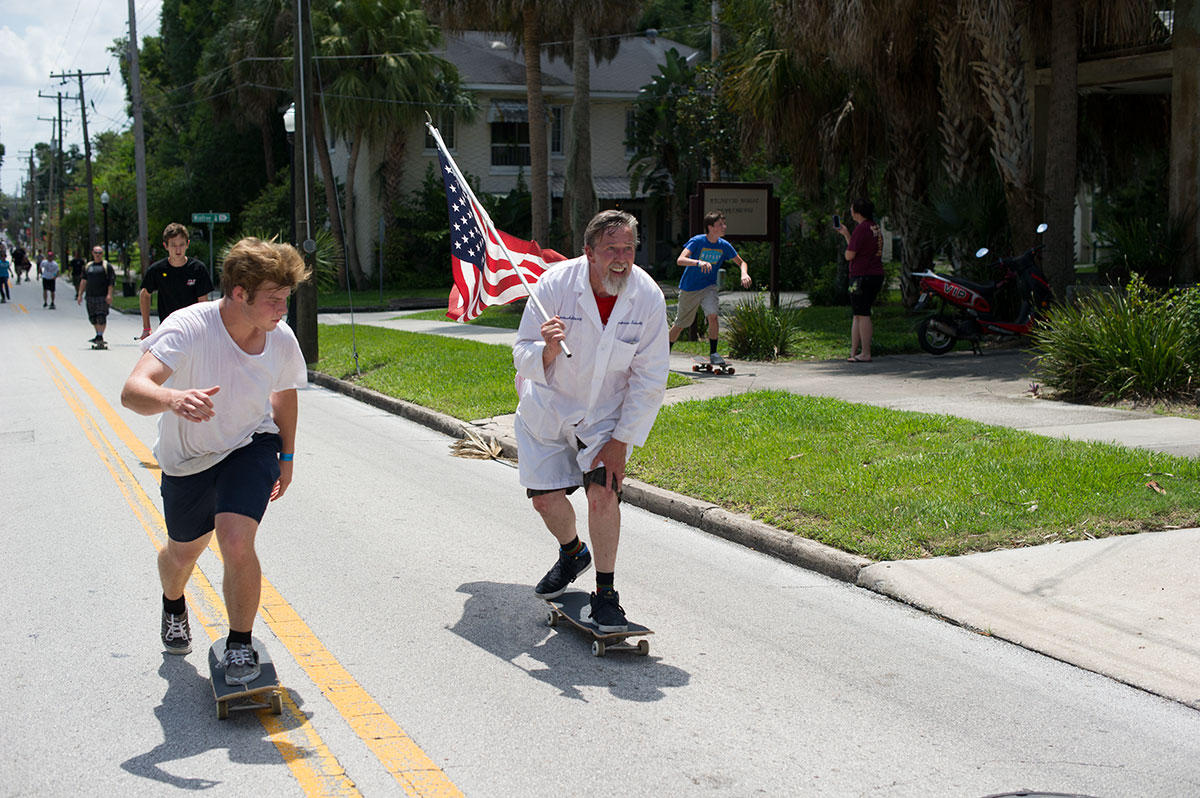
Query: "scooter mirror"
975 247 990 259
1036 223 1048 234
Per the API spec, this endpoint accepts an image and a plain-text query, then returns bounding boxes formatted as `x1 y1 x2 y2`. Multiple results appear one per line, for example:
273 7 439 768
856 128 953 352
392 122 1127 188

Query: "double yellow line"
40 346 462 798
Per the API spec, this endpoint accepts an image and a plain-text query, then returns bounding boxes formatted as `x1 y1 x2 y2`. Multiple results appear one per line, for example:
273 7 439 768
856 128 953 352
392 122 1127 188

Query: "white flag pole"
426 114 571 358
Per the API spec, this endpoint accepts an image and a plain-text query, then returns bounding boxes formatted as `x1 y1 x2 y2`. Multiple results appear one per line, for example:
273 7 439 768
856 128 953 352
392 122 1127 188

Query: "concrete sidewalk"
317 311 1200 709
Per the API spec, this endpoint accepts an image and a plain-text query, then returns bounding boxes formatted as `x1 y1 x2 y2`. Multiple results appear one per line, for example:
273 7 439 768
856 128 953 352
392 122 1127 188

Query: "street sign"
191 212 230 223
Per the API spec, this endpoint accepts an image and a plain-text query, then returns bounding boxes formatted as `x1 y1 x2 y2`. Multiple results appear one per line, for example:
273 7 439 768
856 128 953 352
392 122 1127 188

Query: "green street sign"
191 212 230 223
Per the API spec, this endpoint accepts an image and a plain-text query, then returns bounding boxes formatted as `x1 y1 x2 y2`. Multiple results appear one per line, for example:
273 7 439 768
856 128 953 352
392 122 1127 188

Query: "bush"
1033 274 1200 402
1093 212 1194 287
726 294 805 360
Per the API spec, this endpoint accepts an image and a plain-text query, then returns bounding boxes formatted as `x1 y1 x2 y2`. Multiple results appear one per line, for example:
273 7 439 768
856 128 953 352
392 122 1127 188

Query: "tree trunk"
967 1 1038 255
260 115 277 183
523 13 550 244
383 128 407 213
343 129 368 289
1045 0 1079 300
311 102 347 288
567 15 595 257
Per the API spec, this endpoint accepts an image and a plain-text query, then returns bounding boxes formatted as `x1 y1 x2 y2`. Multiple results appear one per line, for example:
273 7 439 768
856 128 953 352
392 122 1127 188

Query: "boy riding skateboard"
668 212 751 364
121 238 308 684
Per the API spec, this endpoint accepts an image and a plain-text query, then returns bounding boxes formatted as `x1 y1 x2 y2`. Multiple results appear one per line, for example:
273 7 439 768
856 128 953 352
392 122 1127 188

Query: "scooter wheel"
916 317 957 355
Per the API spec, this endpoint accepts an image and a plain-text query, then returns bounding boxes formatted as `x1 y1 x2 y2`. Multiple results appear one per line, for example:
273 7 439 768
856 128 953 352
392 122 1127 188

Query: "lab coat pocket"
607 339 637 373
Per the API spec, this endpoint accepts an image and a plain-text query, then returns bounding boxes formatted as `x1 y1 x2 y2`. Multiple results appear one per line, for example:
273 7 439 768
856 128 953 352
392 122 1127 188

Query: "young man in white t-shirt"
121 238 309 685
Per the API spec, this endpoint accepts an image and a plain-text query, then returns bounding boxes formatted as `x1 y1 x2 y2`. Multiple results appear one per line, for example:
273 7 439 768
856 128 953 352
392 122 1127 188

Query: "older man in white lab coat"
513 210 670 633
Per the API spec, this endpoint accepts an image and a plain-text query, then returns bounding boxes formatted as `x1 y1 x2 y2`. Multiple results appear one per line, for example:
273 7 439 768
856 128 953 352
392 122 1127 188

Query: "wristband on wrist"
279 453 294 462
143 327 151 332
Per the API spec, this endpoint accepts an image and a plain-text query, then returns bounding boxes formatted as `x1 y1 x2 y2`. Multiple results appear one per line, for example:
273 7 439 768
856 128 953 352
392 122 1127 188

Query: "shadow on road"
450 580 691 703
119 653 299 789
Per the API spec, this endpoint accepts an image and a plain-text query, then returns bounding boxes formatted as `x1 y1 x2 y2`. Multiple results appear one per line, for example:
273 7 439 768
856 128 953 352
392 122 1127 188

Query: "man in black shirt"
138 223 214 339
68 251 86 295
77 245 116 345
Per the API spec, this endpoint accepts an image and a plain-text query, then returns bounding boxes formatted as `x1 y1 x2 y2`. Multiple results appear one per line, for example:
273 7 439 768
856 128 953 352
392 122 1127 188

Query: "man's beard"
602 265 631 296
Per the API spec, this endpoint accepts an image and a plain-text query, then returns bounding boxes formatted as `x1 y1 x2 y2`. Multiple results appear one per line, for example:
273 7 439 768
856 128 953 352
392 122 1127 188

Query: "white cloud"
0 1 162 195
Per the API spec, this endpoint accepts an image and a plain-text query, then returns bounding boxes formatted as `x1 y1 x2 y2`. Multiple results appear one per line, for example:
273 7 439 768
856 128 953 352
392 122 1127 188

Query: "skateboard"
692 354 735 375
208 637 283 720
544 590 653 657
90 340 107 350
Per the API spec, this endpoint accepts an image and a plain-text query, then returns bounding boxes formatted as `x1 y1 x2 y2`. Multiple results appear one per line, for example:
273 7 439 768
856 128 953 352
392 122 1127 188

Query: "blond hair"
220 238 310 301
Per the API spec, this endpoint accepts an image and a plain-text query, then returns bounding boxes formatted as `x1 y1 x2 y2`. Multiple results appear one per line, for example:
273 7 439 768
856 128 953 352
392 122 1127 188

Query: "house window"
424 112 455 150
550 106 563 155
489 101 530 166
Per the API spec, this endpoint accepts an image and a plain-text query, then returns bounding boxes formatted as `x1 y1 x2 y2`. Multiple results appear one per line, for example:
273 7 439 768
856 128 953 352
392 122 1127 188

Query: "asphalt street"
4 278 1200 797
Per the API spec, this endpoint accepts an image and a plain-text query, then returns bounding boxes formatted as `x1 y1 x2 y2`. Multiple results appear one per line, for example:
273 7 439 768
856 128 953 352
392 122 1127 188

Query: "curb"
308 370 874 584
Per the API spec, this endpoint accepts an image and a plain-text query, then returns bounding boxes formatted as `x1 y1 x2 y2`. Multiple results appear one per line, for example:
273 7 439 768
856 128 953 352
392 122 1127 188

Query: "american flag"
437 150 567 322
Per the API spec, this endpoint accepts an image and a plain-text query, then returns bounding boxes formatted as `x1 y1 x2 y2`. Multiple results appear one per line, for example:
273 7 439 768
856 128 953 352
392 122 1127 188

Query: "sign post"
191 212 230 289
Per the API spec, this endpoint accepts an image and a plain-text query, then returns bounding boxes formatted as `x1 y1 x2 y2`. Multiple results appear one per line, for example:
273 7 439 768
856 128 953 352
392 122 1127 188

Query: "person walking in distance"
514 210 670 632
139 223 214 339
667 212 751 364
77 246 116 345
121 238 308 683
39 251 60 308
0 248 12 302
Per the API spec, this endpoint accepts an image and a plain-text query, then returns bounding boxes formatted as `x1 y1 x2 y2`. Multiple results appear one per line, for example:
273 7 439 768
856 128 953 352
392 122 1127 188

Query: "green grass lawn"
630 391 1200 560
314 324 1200 561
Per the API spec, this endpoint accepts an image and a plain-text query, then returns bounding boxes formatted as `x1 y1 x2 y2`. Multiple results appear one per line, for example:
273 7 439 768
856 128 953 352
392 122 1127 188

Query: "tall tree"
197 0 291 182
560 1 641 255
425 0 574 245
317 0 461 288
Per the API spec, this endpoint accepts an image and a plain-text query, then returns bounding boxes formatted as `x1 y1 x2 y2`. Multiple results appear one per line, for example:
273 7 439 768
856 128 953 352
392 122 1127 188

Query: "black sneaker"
533 543 592 599
589 588 628 633
161 608 192 655
222 641 261 685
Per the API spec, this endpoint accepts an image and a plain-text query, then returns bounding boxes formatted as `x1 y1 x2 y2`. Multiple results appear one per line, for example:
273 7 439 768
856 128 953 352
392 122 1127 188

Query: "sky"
0 0 162 198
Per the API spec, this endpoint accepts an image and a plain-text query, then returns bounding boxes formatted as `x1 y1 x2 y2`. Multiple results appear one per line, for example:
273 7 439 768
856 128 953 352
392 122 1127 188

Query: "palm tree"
424 0 575 245
559 1 641 254
196 0 292 183
315 0 461 288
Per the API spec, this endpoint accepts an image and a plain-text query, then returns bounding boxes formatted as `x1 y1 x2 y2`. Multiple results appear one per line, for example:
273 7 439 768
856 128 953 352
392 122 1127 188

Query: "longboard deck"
208 637 283 719
544 590 653 657
691 355 735 375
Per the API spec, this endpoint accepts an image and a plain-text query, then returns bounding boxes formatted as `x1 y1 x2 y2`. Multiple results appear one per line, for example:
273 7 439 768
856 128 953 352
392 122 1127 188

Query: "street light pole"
100 191 110 263
282 104 298 330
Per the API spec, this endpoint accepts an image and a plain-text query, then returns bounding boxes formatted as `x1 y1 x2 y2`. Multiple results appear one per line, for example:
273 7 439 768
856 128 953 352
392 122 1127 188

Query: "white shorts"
514 414 622 492
673 284 719 328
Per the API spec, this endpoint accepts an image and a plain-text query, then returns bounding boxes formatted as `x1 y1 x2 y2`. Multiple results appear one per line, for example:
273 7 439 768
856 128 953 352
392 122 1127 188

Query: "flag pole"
426 113 571 358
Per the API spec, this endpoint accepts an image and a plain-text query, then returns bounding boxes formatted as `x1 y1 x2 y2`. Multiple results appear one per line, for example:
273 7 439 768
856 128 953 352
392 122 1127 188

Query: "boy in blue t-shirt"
668 212 751 360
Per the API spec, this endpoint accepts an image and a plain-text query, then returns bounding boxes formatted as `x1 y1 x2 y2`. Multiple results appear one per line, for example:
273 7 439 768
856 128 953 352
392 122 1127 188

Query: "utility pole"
128 0 151 279
52 69 109 250
36 111 58 255
292 0 318 363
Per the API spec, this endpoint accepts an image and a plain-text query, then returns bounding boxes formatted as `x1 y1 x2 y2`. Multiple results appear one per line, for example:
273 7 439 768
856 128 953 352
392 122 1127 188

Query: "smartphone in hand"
832 214 841 229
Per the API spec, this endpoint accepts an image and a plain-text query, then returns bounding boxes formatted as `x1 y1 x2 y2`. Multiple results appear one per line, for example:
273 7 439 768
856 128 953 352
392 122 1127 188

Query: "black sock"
560 536 584 557
596 571 615 593
709 338 718 355
227 629 253 647
162 594 186 615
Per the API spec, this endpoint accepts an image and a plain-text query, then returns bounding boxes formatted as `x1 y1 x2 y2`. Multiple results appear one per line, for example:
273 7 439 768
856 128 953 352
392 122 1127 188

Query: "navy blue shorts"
849 274 884 316
160 432 282 542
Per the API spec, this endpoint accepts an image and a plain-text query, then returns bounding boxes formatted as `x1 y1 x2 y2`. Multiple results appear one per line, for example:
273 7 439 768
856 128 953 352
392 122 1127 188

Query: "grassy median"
315 324 1200 561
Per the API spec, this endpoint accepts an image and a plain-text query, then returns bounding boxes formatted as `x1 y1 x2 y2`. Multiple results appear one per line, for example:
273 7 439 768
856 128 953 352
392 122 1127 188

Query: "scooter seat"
953 276 997 295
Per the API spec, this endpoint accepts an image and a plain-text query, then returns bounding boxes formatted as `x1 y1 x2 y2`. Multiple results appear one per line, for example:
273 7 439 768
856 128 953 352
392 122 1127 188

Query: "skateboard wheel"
725 367 735 374
637 640 650 656
547 611 558 627
692 364 700 372
216 701 229 721
270 692 283 715
592 640 605 657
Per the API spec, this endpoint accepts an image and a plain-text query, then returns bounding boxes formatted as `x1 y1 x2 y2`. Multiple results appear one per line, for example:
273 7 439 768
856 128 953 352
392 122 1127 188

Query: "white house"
329 30 698 275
